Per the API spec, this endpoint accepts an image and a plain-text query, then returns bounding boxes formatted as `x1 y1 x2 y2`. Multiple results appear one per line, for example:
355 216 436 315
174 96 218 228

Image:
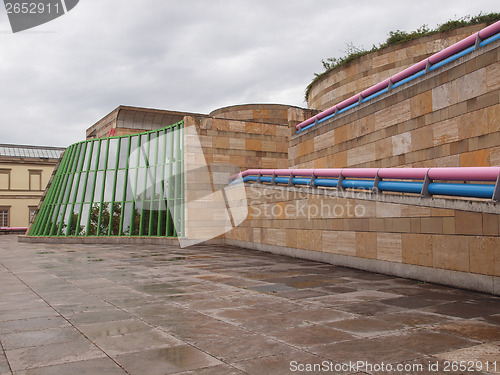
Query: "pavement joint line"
3 238 500 374
0 256 132 375
0 336 13 375
11 250 251 374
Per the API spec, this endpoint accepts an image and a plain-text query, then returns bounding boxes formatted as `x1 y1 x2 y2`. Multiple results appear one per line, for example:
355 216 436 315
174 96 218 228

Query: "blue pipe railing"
297 20 500 133
234 167 500 202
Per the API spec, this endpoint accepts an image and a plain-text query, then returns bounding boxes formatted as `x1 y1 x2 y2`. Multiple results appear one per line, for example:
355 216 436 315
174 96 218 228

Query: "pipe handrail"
297 20 500 132
233 167 500 201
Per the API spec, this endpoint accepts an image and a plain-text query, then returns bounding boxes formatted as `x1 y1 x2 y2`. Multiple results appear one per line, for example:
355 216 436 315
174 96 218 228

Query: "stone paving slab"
0 235 499 374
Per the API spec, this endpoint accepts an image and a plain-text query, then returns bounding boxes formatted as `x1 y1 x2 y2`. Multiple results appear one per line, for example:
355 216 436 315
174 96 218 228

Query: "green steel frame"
30 121 184 238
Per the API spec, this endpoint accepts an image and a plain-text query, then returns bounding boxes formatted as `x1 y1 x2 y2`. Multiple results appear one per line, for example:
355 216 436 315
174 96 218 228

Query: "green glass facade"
29 121 184 237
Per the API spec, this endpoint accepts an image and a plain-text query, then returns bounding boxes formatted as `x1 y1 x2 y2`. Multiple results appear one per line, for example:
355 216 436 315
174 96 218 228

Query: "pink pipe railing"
378 167 429 180
428 167 500 181
233 167 500 201
297 20 500 131
237 167 500 180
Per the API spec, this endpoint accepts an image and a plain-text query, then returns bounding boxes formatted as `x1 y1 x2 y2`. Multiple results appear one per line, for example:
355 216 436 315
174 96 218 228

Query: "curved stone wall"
209 103 294 125
307 24 487 111
291 36 500 169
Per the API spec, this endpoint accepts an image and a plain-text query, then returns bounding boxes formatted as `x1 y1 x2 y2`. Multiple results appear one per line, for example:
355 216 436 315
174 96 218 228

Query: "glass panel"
99 203 111 236
122 202 133 235
132 204 141 236
135 168 146 202
89 141 99 171
63 145 76 174
138 135 149 168
103 171 114 202
157 207 166 236
114 170 126 202
59 204 72 235
98 139 108 170
93 171 104 203
140 205 149 236
145 167 154 201
51 205 65 235
157 132 167 166
165 129 171 163
107 138 118 170
118 137 129 169
67 204 81 236
126 169 137 202
62 173 76 205
172 128 177 163
162 174 170 200
71 144 82 174
148 132 158 166
79 204 90 235
70 172 80 202
128 136 139 169
166 207 174 237
81 142 92 172
88 203 100 235
48 204 59 233
56 174 71 206
84 172 95 203
149 201 160 236
110 202 122 235
76 173 87 203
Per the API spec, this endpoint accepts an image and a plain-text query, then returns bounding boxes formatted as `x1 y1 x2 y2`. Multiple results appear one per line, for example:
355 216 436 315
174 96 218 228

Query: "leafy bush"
305 12 500 101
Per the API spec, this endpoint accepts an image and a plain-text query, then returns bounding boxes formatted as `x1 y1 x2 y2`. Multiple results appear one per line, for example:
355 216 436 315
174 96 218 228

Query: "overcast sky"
0 1 498 147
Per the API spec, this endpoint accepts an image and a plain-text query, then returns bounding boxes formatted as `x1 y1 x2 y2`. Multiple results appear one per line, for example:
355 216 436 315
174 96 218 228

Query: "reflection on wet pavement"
0 235 499 374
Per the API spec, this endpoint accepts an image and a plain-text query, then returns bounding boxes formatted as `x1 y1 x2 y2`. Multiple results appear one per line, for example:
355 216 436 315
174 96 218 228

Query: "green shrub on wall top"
305 12 500 102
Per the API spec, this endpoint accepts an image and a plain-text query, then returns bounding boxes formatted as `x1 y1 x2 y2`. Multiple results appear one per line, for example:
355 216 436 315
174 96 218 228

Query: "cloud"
0 0 498 147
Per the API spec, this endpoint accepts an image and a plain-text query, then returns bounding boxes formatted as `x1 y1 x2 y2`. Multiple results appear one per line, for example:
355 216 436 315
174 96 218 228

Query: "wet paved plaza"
0 235 499 374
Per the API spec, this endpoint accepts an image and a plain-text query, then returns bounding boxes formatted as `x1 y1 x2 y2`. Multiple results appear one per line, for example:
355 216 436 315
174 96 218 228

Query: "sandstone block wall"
225 185 500 294
290 39 500 169
183 105 291 240
307 24 488 111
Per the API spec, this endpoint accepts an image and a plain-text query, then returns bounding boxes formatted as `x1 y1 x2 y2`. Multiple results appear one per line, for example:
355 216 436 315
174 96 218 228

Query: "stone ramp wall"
291 39 500 170
224 184 500 295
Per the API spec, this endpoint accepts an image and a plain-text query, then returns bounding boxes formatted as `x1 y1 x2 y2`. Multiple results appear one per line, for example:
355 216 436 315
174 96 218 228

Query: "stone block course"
228 184 500 285
291 38 499 170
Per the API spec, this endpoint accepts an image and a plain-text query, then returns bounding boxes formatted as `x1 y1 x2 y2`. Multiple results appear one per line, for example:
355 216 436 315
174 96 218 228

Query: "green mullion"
108 138 122 236
139 134 151 236
36 147 70 235
137 134 150 236
119 137 132 236
65 142 88 236
165 128 174 237
179 124 184 237
75 141 94 235
56 143 81 235
59 143 82 235
130 136 141 236
85 140 101 236
173 124 181 237
43 146 73 235
49 166 72 235
61 143 83 235
148 132 159 236
157 130 167 236
30 172 53 234
96 140 110 236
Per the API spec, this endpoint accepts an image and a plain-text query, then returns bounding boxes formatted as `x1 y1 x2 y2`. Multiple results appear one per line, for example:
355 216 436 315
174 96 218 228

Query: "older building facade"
0 144 65 232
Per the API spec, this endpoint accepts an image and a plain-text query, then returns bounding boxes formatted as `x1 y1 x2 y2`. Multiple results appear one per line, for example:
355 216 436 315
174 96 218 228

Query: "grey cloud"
0 0 498 146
